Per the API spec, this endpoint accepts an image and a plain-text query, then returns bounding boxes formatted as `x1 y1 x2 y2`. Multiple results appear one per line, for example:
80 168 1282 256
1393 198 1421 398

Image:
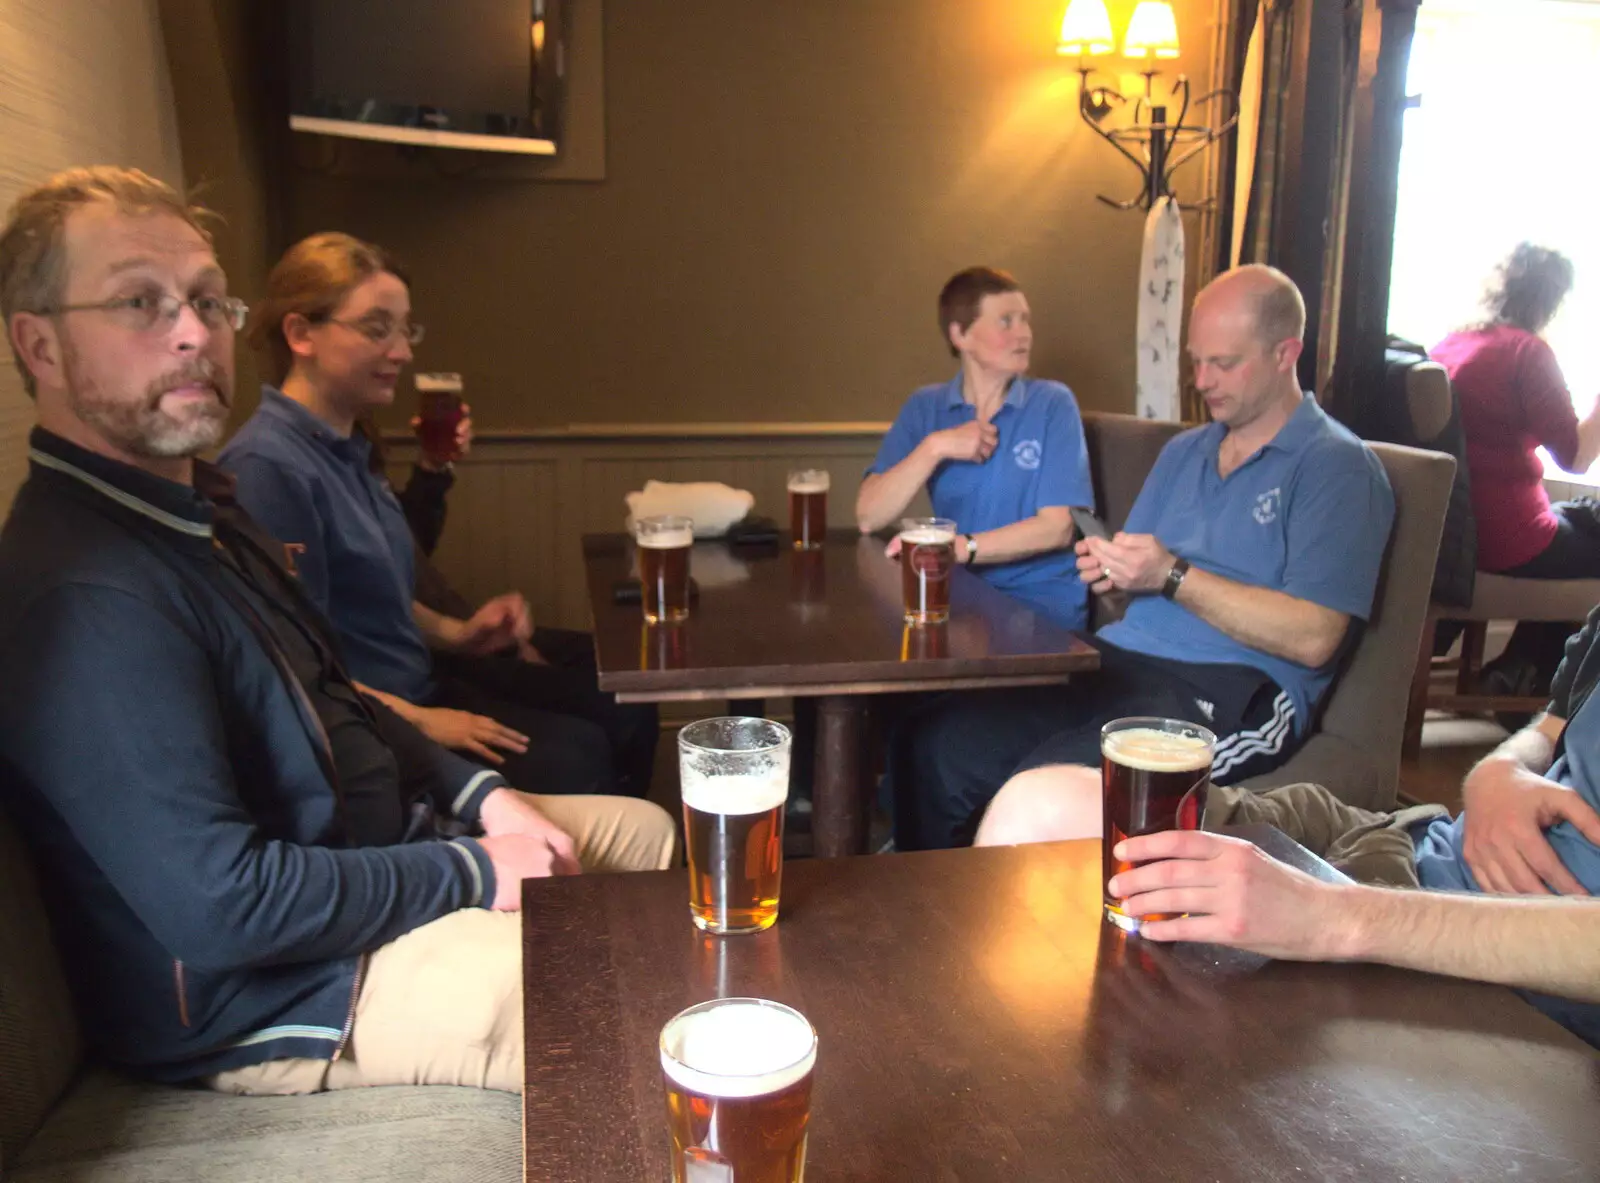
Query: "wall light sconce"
1057 0 1237 210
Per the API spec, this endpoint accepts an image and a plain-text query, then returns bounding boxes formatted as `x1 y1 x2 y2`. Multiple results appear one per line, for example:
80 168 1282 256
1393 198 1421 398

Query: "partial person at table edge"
891 265 1394 851
986 600 1600 1048
1431 243 1600 699
855 266 1093 631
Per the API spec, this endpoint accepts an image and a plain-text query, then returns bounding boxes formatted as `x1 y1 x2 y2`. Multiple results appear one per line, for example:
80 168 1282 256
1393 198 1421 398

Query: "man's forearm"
1334 885 1600 1003
1173 567 1347 668
1484 714 1563 777
856 447 938 532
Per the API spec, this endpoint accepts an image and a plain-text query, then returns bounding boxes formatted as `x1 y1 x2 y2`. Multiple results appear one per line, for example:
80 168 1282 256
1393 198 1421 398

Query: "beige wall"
0 0 186 512
281 0 1222 432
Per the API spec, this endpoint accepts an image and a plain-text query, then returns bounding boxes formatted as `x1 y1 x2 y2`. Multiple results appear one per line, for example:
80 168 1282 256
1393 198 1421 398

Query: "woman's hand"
409 706 530 765
413 403 474 470
442 592 533 655
928 419 998 464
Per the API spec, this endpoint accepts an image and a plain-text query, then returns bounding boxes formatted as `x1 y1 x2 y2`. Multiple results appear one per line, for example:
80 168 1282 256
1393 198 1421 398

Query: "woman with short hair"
855 266 1093 630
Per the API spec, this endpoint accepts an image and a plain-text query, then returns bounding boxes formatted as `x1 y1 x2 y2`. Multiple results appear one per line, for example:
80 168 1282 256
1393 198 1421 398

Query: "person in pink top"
1433 243 1600 697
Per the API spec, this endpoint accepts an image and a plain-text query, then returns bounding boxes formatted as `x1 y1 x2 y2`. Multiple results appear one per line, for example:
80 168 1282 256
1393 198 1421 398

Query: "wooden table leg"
813 695 868 858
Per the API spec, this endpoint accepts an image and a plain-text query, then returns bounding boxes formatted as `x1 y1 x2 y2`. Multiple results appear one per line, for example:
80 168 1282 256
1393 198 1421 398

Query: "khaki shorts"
205 791 676 1096
1203 783 1449 887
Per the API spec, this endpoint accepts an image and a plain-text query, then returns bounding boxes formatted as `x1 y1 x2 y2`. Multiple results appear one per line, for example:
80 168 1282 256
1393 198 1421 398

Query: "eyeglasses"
44 293 249 333
321 317 426 346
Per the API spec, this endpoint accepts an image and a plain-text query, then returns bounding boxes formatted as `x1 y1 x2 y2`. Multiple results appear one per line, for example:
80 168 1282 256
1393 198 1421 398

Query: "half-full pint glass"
787 469 830 551
679 718 791 934
661 997 817 1183
898 516 956 624
637 515 694 624
1101 717 1215 933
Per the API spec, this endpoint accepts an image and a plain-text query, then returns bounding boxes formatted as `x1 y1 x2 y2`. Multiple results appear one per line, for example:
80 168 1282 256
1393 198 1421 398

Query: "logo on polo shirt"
1013 439 1042 470
1252 487 1281 525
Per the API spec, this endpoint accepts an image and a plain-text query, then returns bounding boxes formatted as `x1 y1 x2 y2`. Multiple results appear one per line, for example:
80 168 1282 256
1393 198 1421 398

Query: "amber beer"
661 998 817 1183
679 717 792 934
899 517 957 624
637 515 694 624
1101 718 1215 932
787 469 830 551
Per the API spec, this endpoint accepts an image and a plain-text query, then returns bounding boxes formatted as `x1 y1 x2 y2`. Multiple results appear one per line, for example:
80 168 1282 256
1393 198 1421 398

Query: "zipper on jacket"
173 959 192 1028
331 952 368 1062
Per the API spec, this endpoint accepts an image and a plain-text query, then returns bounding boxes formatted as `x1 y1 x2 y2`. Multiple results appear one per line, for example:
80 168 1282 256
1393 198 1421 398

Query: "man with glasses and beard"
0 167 674 1096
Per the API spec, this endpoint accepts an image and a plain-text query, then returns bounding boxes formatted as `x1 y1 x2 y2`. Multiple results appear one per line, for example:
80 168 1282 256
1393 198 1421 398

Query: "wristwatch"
1162 557 1190 600
963 536 979 566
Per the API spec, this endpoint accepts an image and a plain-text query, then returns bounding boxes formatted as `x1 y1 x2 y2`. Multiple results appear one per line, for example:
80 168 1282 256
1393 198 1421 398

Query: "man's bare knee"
974 764 1101 847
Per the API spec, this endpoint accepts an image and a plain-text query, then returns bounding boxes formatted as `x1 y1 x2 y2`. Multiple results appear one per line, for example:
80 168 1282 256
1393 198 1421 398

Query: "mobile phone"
1069 506 1111 542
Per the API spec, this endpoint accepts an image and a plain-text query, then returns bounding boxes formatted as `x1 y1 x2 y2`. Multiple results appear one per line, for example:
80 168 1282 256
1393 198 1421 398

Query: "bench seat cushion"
11 1069 521 1183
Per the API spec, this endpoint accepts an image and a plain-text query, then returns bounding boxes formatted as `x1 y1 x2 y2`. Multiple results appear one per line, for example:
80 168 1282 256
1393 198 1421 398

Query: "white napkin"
625 480 755 539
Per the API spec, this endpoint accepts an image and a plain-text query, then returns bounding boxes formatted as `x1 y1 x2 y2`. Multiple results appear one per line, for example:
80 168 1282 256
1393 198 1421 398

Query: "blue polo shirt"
219 386 435 702
1099 394 1394 733
867 374 1093 629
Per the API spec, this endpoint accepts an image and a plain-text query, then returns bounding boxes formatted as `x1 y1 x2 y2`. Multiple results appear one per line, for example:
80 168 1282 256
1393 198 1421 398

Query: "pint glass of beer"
1101 717 1215 933
660 997 817 1183
636 514 695 624
787 469 830 551
679 717 791 934
898 517 957 624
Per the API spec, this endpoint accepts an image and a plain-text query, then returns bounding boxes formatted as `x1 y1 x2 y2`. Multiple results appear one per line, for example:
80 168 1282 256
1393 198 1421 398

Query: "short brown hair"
0 166 213 396
937 267 1021 357
248 232 411 383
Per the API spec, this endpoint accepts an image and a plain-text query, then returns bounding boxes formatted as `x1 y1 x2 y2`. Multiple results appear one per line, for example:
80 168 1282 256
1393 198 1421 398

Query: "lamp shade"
1123 1 1181 59
1057 0 1114 57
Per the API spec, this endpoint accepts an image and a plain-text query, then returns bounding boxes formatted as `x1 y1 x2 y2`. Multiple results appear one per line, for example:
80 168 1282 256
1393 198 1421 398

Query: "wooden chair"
1403 573 1600 758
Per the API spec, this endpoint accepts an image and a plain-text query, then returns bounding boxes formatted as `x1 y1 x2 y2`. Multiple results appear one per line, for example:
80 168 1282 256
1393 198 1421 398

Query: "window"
1388 0 1600 414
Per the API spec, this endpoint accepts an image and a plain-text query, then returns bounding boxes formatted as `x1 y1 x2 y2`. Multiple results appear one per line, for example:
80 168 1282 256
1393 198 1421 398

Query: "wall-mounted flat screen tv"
288 0 564 156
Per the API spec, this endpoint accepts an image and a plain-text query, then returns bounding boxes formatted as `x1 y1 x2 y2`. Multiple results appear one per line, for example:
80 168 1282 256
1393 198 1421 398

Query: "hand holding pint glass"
898 516 957 624
679 718 791 934
637 514 695 624
787 469 829 551
661 997 817 1183
1101 717 1214 933
414 372 466 465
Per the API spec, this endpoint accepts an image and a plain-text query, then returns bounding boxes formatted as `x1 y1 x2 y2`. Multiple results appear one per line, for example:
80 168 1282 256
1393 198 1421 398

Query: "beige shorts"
1204 782 1449 887
206 791 676 1096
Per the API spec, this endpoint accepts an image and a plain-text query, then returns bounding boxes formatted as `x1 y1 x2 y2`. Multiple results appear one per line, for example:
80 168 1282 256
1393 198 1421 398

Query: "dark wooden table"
522 832 1600 1182
583 530 1099 855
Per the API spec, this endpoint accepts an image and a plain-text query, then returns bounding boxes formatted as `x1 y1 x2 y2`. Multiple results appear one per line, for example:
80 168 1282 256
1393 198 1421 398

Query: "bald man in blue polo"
892 265 1395 851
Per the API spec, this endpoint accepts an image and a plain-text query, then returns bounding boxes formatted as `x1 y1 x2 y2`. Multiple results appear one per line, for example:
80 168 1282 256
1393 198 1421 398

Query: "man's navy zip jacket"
0 428 504 1080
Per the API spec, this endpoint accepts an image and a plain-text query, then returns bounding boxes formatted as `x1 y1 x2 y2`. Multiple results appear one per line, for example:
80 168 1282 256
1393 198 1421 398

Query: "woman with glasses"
220 232 656 799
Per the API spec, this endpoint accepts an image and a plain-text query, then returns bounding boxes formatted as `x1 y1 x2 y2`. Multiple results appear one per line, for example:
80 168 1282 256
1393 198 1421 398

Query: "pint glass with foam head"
679 717 792 934
636 514 694 624
1100 717 1215 932
660 997 817 1183
898 516 957 624
787 469 829 551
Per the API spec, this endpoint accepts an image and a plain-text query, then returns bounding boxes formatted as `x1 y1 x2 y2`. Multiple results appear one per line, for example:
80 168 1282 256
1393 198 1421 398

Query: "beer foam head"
661 999 816 1099
899 525 955 546
681 769 788 815
787 472 830 493
1102 726 1212 772
637 526 695 549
